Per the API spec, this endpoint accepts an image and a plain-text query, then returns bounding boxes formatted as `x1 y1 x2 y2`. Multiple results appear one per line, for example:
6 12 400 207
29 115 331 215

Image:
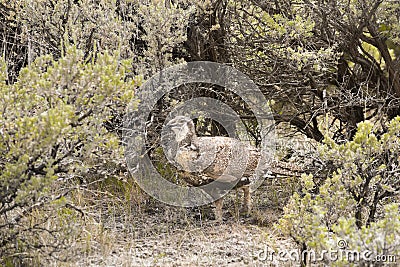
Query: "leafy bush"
0 46 137 264
2 0 193 82
279 118 400 266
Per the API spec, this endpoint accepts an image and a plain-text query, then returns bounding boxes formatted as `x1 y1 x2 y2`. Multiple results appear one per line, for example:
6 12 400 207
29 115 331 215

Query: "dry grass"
50 175 301 266
72 218 297 266
0 169 299 266
0 173 299 266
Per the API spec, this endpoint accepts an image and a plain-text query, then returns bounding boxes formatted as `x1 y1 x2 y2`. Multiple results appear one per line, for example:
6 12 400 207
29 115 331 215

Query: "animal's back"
195 136 260 180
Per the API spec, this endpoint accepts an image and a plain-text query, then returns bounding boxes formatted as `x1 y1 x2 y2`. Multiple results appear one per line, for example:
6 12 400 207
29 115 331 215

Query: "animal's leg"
242 185 251 214
214 197 224 221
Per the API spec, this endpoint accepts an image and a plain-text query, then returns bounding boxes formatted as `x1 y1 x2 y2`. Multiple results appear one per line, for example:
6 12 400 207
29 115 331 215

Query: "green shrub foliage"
279 118 400 265
0 46 137 264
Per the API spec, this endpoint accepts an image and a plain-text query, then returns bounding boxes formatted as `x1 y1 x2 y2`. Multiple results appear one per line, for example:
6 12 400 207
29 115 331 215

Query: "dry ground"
73 211 297 267
68 177 300 267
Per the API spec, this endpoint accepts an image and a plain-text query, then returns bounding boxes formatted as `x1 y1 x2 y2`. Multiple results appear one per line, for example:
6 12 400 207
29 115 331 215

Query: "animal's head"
166 116 196 143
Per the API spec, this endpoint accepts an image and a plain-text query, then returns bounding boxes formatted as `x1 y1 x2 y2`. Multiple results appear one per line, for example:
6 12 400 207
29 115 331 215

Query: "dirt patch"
69 177 300 266
72 205 298 266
